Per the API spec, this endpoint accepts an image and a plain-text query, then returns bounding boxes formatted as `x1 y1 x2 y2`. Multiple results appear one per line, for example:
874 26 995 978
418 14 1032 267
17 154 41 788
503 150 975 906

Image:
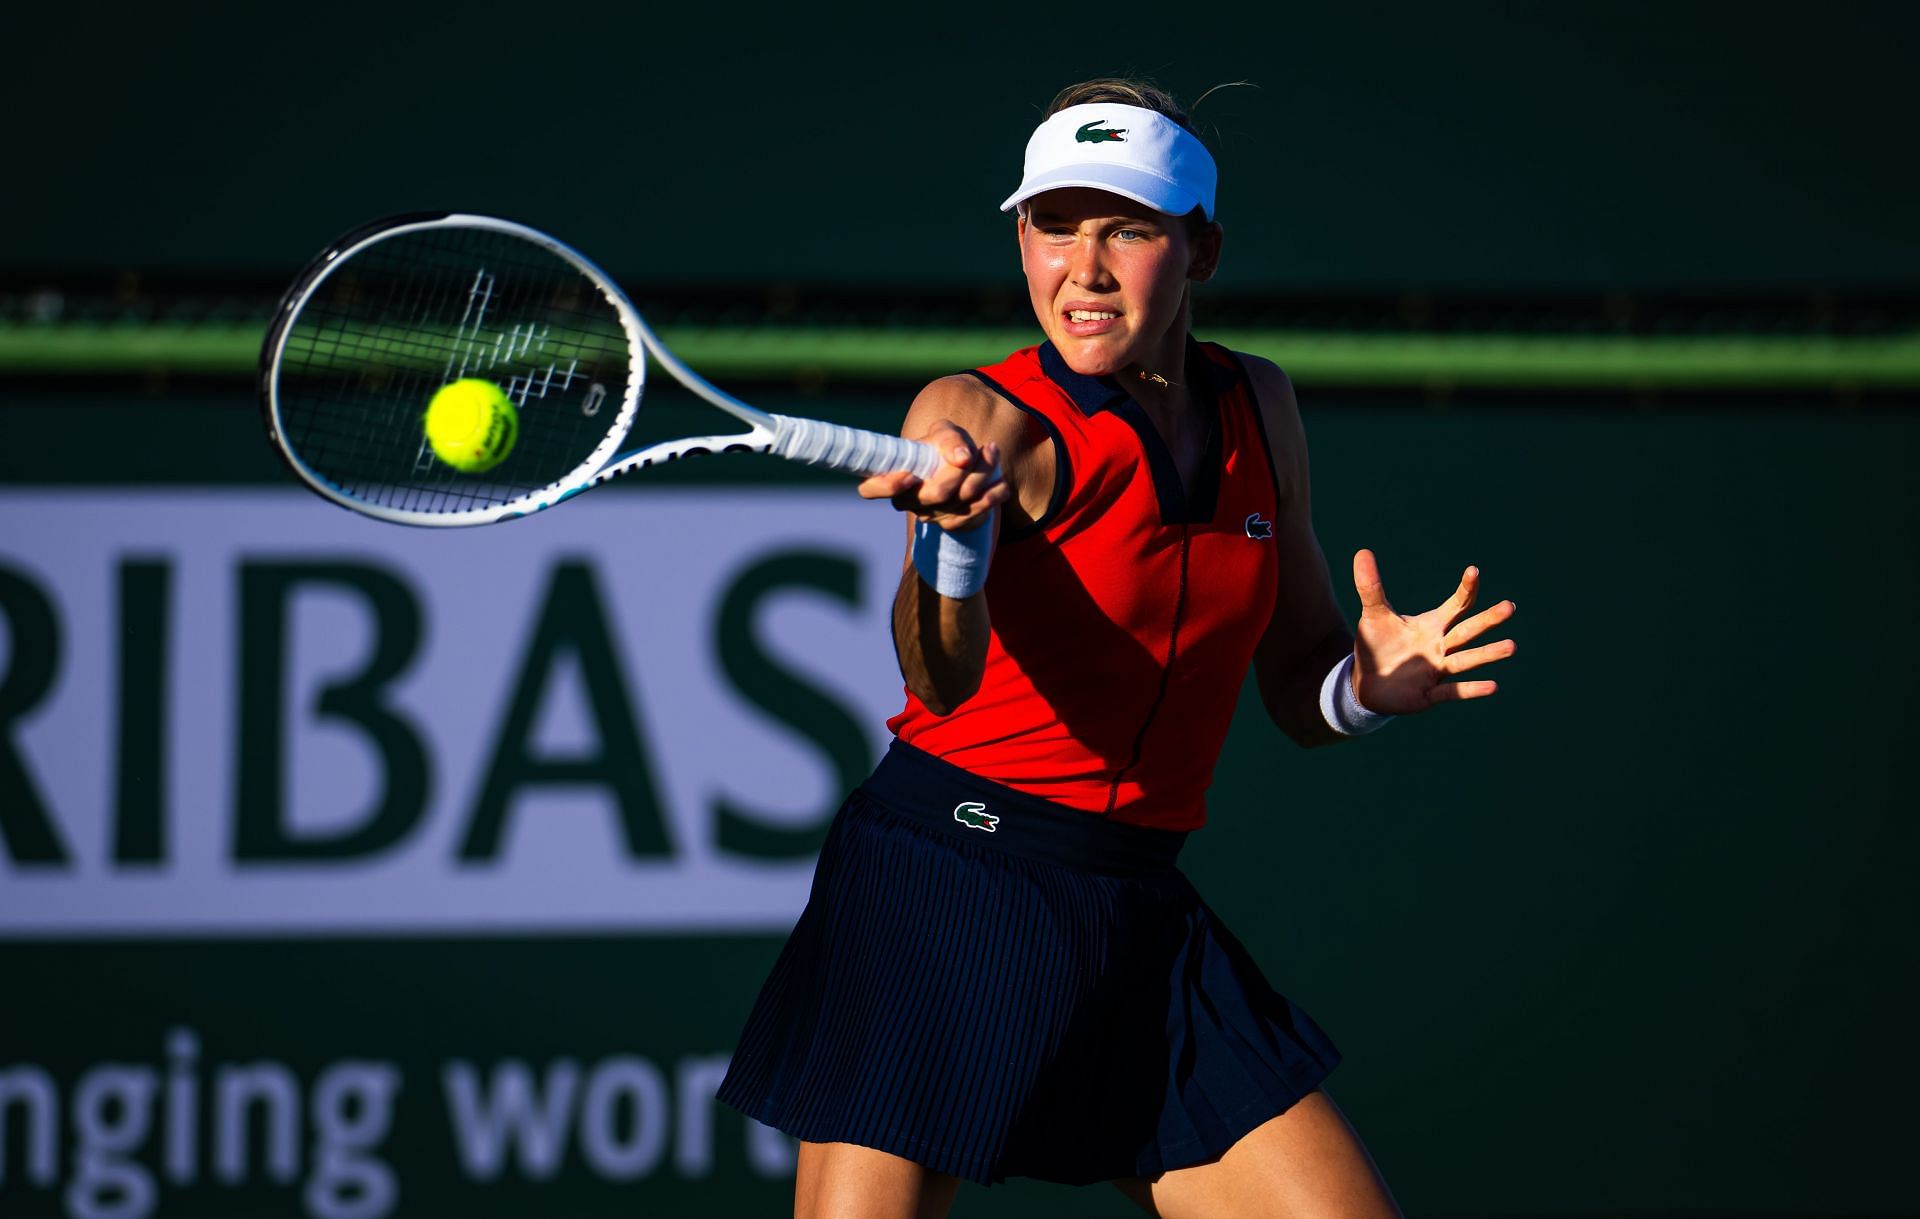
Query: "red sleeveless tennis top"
887 338 1282 831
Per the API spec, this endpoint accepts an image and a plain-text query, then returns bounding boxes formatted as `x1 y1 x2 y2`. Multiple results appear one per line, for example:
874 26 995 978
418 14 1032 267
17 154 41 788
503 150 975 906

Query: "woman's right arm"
857 375 1050 715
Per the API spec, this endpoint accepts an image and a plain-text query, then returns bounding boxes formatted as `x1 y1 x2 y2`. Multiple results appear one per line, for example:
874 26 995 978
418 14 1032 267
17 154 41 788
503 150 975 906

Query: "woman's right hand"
863 381 1031 715
858 419 1008 531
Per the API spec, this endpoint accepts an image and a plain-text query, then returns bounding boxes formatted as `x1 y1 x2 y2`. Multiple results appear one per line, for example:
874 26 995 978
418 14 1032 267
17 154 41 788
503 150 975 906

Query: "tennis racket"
260 212 942 526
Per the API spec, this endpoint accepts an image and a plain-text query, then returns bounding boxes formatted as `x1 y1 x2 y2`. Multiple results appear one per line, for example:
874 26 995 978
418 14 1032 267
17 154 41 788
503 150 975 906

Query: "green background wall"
10 4 1918 289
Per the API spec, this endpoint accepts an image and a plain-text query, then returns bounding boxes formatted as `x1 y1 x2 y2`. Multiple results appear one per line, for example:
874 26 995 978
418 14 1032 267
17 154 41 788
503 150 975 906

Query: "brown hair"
1045 77 1199 134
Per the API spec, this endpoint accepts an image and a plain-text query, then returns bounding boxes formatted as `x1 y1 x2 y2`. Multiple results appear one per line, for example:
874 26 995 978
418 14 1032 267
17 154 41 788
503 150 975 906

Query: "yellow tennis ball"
424 379 518 473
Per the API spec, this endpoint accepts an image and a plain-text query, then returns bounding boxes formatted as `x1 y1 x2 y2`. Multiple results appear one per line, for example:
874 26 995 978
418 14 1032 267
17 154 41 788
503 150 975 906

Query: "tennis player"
718 78 1516 1219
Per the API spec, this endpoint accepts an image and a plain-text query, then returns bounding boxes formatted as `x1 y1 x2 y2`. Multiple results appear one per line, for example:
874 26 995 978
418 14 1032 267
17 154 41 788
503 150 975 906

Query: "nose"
1068 233 1112 291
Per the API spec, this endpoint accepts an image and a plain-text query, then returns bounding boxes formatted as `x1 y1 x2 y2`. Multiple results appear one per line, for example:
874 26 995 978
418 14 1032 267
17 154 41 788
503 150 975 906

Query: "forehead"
1023 187 1172 226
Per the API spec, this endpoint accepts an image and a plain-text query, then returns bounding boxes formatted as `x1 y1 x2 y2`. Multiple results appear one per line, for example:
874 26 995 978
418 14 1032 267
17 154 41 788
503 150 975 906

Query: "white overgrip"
769 415 943 479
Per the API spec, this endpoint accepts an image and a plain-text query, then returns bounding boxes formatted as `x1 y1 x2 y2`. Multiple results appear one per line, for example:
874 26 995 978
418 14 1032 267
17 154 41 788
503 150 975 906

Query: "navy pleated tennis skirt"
715 741 1341 1187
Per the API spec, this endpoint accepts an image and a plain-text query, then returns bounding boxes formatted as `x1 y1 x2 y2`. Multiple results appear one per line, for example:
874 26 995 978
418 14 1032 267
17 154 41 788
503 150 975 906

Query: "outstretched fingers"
1444 638 1516 674
1352 548 1391 613
1428 679 1498 703
1444 599 1516 649
1436 565 1479 626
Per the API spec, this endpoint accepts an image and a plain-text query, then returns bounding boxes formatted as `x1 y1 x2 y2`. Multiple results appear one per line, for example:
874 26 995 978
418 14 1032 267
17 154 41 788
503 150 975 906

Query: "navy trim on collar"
1037 341 1132 416
1035 336 1242 418
1036 336 1242 525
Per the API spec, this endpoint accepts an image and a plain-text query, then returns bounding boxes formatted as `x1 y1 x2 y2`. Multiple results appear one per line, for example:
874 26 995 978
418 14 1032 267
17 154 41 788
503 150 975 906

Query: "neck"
1124 339 1191 400
1122 293 1193 395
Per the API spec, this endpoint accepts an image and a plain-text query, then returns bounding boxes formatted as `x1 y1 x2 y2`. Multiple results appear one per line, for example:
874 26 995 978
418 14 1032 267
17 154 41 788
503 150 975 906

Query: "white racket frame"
263 213 943 527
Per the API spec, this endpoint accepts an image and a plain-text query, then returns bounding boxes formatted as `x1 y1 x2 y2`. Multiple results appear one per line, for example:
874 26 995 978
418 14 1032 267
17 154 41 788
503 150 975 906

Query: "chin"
1052 335 1131 379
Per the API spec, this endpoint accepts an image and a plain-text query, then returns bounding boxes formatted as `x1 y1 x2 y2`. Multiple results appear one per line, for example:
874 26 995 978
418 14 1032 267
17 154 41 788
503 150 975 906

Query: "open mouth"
1061 303 1122 337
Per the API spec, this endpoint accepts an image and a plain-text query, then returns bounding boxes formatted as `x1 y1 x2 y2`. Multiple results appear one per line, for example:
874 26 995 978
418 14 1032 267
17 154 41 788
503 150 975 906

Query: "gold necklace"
1136 369 1180 389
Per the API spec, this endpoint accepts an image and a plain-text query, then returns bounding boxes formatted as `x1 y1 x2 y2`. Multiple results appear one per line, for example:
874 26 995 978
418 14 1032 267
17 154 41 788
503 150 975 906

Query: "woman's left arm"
1243 358 1517 747
1245 358 1360 747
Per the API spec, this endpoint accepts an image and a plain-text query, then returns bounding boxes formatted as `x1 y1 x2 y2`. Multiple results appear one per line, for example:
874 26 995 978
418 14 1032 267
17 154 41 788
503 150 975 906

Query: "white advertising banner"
0 488 908 936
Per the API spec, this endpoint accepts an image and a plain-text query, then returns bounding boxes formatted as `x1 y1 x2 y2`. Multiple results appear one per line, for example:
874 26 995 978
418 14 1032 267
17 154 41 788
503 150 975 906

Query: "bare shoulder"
902 373 1056 527
1234 352 1310 503
1236 352 1302 434
901 374 1029 449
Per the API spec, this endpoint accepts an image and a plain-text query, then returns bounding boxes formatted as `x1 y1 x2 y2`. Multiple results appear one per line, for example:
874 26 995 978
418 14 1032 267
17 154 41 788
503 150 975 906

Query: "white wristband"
911 511 996 599
1320 652 1393 736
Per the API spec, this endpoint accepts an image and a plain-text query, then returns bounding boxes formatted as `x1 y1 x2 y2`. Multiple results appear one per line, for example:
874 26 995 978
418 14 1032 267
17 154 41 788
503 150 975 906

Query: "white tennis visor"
1000 102 1218 221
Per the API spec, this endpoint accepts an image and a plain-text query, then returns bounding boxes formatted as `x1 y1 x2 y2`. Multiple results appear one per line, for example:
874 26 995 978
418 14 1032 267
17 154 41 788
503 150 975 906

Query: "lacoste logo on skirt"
952 801 999 832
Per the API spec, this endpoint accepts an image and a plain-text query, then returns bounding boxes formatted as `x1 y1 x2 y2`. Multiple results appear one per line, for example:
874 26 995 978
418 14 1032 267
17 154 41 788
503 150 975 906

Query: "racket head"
260 213 648 526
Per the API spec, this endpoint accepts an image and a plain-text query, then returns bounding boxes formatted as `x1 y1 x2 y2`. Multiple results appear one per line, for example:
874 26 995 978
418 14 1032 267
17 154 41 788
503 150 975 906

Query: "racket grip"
769 415 944 479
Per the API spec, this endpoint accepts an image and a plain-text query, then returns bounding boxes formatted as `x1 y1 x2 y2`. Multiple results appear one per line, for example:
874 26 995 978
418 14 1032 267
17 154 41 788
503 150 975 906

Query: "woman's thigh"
1110 1091 1401 1219
794 1140 964 1219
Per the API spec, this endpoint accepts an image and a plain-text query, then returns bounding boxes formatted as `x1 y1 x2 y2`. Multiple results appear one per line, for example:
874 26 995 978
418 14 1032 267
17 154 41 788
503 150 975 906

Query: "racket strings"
273 225 635 516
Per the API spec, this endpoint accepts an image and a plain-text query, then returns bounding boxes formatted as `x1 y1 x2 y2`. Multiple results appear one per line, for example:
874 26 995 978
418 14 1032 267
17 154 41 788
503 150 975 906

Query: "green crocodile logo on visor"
953 801 1000 832
1075 120 1127 143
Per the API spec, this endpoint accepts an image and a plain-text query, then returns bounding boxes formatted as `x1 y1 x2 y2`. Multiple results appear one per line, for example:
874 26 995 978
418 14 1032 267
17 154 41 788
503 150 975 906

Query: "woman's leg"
794 1140 964 1219
1110 1090 1401 1219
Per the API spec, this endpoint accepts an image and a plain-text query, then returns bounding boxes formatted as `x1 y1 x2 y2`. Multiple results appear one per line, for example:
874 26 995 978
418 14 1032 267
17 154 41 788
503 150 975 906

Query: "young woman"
718 79 1516 1219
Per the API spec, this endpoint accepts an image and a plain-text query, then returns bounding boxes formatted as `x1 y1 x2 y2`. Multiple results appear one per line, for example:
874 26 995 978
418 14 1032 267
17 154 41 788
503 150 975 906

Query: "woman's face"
1017 187 1219 378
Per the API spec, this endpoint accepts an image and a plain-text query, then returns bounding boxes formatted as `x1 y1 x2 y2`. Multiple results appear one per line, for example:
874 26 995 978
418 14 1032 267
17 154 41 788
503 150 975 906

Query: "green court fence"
6 321 1920 388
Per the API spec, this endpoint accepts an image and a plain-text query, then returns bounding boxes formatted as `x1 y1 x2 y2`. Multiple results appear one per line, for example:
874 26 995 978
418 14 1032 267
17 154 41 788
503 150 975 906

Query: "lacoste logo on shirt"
952 801 999 832
1075 120 1127 143
1244 512 1274 540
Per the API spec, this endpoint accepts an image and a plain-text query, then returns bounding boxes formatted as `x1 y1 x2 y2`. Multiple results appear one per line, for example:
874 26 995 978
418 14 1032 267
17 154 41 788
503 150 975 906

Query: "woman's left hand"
1350 548 1517 714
